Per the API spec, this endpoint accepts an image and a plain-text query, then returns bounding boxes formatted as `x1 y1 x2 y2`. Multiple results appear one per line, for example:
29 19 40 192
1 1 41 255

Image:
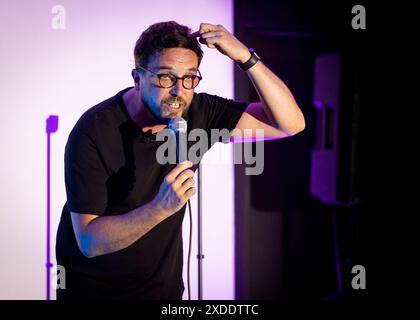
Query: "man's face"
138 48 199 121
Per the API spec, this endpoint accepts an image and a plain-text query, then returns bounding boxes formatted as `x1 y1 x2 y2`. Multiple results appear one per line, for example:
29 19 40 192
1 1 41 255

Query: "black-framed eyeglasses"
135 65 202 90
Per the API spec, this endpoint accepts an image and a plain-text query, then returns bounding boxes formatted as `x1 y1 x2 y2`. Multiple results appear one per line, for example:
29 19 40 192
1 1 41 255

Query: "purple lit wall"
0 0 235 299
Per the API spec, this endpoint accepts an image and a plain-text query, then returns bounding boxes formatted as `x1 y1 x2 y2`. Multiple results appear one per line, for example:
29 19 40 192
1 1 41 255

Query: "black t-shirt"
56 87 247 299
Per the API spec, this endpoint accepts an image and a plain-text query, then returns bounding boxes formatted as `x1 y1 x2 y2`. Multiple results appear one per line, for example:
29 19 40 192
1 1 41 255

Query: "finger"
173 169 195 190
191 31 200 38
197 29 224 46
184 187 197 199
179 178 195 195
142 124 167 134
200 31 223 39
198 37 209 46
199 38 216 48
199 31 223 48
183 177 195 187
203 37 220 45
201 36 220 49
199 22 219 34
165 161 193 184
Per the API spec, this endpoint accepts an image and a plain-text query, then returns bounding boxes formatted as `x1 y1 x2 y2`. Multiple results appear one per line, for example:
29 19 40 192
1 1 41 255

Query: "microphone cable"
186 199 192 300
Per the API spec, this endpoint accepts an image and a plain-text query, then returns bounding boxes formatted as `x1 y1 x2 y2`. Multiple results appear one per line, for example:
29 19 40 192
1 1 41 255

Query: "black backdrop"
232 0 372 299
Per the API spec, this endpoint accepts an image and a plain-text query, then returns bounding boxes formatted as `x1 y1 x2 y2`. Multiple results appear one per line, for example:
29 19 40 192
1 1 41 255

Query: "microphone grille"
168 117 187 133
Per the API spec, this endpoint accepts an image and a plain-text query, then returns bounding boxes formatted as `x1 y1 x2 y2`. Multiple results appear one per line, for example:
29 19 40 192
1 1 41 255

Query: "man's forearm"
192 23 305 135
246 60 305 135
76 161 195 258
80 202 168 258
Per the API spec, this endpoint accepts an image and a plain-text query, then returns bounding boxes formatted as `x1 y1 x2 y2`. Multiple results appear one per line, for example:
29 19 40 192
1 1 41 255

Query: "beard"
141 93 190 121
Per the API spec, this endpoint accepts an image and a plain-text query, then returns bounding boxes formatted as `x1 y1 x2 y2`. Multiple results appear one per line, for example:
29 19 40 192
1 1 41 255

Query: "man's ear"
132 69 140 91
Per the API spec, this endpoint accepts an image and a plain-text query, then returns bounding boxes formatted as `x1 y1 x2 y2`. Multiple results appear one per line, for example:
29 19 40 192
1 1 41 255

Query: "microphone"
168 117 188 163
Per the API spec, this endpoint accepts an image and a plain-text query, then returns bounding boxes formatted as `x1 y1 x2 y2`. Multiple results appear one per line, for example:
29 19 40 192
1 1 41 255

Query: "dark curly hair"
134 21 203 68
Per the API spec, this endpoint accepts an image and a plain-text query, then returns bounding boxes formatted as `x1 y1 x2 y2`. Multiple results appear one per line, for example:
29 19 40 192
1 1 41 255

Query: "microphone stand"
45 115 59 300
168 117 204 299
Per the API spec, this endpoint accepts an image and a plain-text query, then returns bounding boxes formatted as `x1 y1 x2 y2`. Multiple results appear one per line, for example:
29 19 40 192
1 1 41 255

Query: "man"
56 21 305 300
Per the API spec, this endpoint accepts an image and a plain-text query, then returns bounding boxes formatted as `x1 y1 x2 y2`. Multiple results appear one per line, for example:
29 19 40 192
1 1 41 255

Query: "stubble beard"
141 93 190 120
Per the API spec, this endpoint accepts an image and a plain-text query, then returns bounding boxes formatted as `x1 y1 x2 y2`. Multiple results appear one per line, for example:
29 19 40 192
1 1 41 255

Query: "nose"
169 78 184 96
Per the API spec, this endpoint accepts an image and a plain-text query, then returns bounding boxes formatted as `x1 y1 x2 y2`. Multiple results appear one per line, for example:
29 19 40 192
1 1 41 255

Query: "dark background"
233 0 375 299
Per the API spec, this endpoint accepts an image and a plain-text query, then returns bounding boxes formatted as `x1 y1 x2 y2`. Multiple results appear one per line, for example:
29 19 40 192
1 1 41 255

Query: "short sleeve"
65 129 109 215
203 94 248 132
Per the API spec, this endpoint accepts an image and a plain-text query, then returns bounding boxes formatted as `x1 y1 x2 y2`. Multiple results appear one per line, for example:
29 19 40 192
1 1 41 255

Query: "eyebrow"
157 65 198 72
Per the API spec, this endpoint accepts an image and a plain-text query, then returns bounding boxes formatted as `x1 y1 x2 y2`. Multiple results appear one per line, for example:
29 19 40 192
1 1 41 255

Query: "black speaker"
310 53 361 206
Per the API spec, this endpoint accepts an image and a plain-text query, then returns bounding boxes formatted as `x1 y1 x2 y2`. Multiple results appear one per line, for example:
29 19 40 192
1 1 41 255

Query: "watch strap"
238 48 260 71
